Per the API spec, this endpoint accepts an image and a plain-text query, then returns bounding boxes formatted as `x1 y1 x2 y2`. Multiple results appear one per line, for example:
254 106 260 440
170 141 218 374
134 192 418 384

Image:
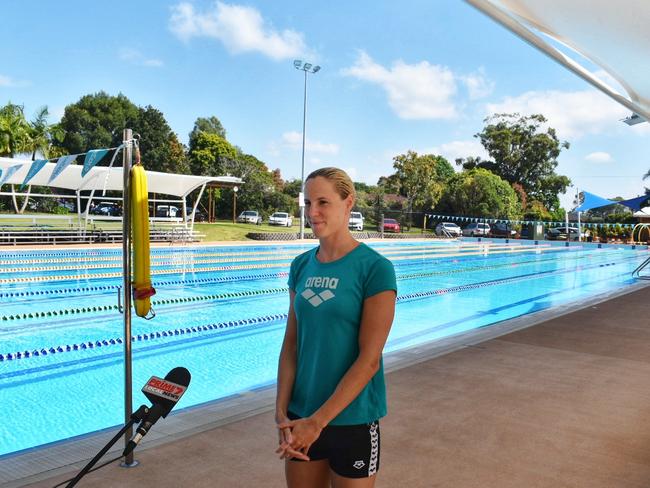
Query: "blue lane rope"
0 259 630 361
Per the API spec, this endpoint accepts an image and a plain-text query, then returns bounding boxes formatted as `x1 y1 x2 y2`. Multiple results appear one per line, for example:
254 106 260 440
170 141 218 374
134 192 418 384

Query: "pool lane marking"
0 244 558 278
0 257 634 357
0 251 580 301
0 242 540 264
0 244 639 285
0 243 558 271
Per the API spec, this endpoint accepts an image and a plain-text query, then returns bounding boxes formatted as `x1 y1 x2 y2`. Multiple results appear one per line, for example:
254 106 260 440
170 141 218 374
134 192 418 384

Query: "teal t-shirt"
287 243 397 425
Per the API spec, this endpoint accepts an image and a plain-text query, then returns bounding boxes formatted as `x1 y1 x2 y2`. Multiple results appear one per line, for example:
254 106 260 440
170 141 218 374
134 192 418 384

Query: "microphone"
123 367 191 456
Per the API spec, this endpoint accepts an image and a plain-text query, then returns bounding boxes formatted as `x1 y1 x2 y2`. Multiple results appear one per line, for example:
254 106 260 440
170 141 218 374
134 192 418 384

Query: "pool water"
0 240 647 456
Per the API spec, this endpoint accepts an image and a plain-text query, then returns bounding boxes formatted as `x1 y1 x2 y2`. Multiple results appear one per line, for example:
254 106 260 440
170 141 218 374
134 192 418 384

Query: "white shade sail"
0 157 241 197
465 0 650 122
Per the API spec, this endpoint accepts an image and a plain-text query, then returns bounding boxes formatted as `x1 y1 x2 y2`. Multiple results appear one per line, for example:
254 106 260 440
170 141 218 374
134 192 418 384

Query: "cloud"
461 68 495 100
432 140 490 163
281 131 339 154
585 151 613 163
486 89 628 139
341 51 457 119
169 2 309 60
0 74 29 87
119 49 163 68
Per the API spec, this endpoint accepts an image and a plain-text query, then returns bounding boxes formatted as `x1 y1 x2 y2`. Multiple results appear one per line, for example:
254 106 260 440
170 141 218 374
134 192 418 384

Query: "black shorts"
287 412 380 478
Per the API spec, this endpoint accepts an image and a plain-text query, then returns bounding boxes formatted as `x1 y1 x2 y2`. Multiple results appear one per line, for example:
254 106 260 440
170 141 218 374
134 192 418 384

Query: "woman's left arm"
279 289 396 448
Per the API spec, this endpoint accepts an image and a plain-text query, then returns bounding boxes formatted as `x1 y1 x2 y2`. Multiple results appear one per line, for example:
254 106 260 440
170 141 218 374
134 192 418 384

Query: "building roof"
465 0 650 122
0 157 241 197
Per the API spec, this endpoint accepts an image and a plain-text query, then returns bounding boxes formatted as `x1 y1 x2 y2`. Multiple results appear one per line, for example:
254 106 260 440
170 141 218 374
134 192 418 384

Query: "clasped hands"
275 415 323 461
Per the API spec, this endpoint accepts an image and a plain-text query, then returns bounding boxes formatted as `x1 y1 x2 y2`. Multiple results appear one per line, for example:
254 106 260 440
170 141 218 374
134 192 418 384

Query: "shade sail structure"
618 194 650 212
0 157 241 197
465 0 650 122
574 191 615 212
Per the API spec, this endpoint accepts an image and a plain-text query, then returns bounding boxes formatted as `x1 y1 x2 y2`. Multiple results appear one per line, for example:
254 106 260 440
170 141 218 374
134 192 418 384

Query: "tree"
437 168 522 220
59 92 139 154
188 132 238 176
391 151 455 225
0 103 31 157
28 106 65 160
471 113 571 211
188 116 226 150
135 105 188 174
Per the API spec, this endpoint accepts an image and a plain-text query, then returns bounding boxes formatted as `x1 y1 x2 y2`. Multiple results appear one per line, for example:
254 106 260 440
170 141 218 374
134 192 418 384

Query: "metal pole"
299 69 308 240
232 190 236 224
121 129 137 468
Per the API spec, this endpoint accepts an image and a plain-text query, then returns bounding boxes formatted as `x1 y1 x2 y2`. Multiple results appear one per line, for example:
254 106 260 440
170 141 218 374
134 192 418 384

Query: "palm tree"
28 106 64 160
0 103 31 157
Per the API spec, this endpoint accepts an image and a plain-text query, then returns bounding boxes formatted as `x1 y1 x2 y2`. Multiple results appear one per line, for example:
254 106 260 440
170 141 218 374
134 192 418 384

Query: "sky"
2 0 649 209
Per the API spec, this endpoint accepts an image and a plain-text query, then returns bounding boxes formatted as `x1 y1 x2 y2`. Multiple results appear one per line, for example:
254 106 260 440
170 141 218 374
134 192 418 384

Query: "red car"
379 218 401 233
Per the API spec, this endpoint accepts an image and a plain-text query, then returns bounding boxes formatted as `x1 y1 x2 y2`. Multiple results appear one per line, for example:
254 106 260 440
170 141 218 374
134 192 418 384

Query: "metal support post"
120 129 138 468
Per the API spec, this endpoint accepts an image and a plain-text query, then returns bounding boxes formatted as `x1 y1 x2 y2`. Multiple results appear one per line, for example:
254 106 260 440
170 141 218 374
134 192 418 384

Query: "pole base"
120 459 140 468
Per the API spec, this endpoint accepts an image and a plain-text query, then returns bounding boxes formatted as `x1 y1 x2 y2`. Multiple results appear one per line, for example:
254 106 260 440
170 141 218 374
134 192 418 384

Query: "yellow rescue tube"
131 163 156 318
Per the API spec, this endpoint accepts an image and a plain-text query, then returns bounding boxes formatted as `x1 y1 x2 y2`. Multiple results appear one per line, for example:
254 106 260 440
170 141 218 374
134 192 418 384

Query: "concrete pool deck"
4 279 647 487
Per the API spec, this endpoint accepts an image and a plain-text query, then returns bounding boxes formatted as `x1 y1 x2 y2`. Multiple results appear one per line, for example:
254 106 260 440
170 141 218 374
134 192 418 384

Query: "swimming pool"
0 240 647 457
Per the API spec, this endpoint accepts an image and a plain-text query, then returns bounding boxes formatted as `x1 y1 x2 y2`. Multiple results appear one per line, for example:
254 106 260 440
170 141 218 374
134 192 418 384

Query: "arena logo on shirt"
301 276 339 307
305 276 339 289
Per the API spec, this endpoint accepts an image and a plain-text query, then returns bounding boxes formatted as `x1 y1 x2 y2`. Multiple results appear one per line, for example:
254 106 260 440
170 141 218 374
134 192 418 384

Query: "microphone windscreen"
142 367 191 417
165 367 191 387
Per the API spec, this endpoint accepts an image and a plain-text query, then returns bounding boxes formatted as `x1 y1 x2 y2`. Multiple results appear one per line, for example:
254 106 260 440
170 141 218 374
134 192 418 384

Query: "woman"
275 167 397 487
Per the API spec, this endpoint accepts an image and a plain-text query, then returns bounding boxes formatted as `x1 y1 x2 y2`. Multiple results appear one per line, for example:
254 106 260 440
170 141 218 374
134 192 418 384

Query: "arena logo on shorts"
301 276 339 307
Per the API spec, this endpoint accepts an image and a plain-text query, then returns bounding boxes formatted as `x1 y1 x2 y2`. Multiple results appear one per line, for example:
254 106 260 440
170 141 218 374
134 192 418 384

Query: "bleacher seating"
0 224 203 245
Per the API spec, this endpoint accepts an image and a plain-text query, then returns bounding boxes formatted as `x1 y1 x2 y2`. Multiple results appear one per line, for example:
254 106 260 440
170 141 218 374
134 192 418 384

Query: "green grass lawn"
0 213 429 241
194 221 298 241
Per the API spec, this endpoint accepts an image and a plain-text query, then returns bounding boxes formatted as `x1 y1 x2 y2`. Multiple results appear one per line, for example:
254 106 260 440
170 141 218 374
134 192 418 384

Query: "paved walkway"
18 284 650 487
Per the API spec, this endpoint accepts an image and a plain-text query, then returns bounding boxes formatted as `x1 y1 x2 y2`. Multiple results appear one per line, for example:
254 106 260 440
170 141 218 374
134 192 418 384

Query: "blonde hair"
306 167 356 201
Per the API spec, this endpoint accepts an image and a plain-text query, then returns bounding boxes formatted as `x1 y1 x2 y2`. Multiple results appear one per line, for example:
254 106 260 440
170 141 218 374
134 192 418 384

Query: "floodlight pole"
121 129 138 468
294 60 321 239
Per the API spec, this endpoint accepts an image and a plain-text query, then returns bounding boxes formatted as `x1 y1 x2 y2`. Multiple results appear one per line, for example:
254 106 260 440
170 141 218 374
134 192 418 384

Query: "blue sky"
2 0 649 208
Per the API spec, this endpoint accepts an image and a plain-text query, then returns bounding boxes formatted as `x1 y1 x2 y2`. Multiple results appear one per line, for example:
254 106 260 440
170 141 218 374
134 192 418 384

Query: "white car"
462 222 491 237
435 222 462 237
237 210 262 224
268 212 293 227
348 212 364 231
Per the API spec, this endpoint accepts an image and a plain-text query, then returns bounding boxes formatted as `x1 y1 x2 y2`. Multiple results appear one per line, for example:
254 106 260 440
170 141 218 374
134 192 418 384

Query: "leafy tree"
188 116 226 150
391 151 455 226
188 132 238 176
216 152 276 218
283 178 302 198
59 92 139 153
271 168 284 191
27 106 65 160
135 105 188 174
469 113 571 211
0 102 31 157
438 168 522 219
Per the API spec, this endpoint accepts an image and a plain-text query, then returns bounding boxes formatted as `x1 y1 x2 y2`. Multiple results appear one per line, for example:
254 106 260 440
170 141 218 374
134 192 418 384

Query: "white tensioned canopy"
0 157 241 197
465 0 650 122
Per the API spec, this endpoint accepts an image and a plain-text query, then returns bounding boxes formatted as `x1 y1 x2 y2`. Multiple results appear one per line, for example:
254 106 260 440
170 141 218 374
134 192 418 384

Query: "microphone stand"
63 405 148 488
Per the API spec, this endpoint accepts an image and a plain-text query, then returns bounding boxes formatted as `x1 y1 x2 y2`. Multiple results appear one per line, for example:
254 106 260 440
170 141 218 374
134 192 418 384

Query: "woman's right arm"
276 290 297 423
275 291 309 460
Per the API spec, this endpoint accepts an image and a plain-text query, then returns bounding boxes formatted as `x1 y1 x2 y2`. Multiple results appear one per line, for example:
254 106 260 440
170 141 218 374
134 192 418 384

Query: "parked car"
435 222 462 237
193 209 208 222
155 205 180 218
546 226 585 241
490 222 516 238
90 202 122 216
268 212 293 227
237 210 262 224
379 218 401 233
348 211 364 231
462 222 490 237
